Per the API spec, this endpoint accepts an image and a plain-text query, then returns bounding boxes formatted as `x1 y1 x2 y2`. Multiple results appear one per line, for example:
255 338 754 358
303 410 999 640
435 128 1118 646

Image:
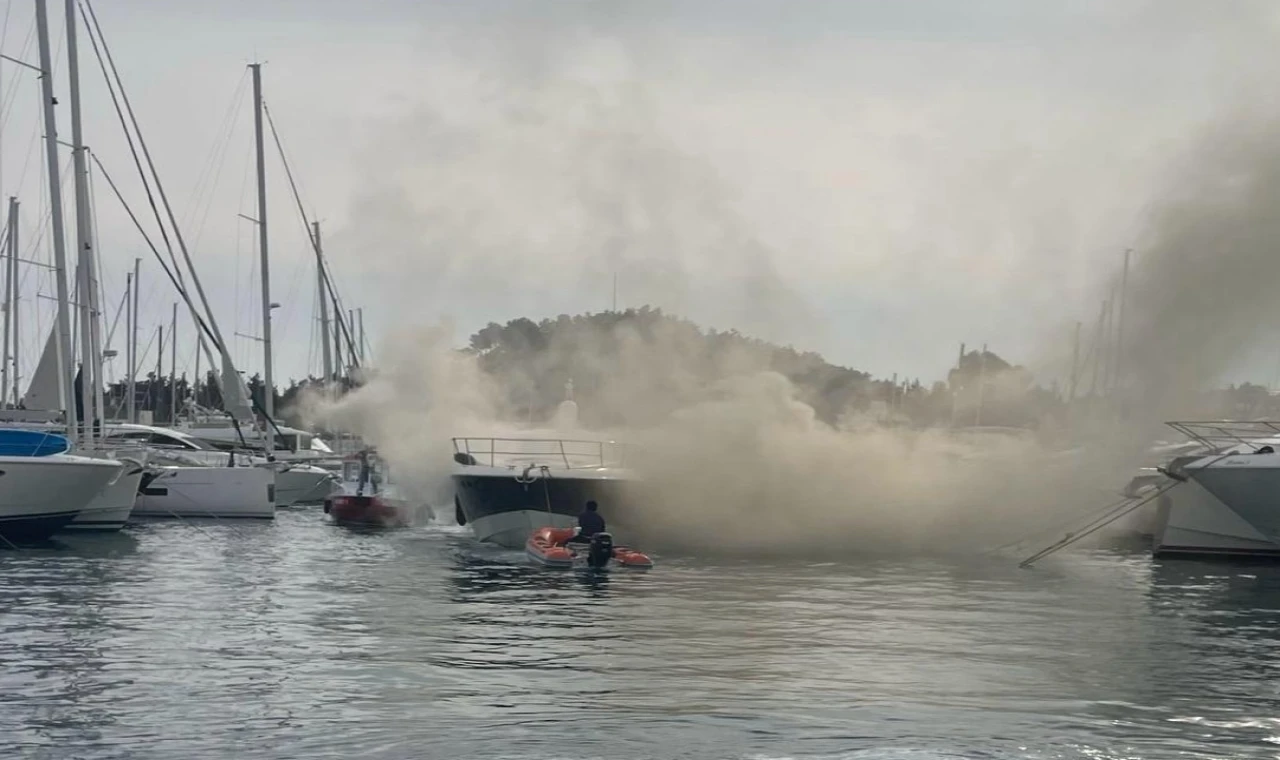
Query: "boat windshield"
105 429 219 451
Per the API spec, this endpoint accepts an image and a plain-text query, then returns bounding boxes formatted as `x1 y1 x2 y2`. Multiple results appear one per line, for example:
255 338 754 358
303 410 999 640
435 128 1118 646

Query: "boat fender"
454 495 467 525
544 527 576 545
614 549 653 568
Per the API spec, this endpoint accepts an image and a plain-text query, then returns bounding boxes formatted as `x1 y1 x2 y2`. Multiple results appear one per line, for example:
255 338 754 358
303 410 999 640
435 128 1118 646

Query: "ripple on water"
2 513 1280 758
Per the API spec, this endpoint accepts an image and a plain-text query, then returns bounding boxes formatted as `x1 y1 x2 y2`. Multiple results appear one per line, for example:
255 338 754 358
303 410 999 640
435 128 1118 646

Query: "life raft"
524 526 653 570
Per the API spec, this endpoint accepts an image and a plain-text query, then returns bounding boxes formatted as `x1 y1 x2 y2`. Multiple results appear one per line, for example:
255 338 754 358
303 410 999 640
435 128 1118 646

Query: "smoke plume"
301 2 1280 554
1116 113 1280 422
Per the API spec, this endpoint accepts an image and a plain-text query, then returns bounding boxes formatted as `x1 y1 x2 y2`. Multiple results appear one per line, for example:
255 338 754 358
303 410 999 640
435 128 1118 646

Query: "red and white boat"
525 526 653 570
323 450 420 528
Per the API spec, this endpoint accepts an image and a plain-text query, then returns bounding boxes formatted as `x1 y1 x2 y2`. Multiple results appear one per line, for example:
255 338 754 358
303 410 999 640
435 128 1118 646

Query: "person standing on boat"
568 500 605 543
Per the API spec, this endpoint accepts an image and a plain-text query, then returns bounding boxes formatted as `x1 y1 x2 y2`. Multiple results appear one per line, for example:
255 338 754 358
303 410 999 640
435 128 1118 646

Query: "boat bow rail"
1165 420 1280 454
451 437 636 470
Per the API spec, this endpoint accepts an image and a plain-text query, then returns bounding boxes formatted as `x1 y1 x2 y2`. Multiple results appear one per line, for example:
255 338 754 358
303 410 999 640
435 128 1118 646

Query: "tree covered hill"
465 306 1053 430
114 306 1280 433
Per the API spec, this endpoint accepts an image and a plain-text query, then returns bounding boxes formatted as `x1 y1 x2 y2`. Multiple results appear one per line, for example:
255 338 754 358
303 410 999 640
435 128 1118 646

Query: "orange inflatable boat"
525 526 653 570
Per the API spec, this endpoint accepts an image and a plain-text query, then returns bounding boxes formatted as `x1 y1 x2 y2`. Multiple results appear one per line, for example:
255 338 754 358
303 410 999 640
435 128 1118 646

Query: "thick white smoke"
301 318 1138 556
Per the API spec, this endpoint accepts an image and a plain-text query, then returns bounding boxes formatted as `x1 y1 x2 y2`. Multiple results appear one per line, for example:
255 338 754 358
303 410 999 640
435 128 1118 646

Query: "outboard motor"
586 532 614 569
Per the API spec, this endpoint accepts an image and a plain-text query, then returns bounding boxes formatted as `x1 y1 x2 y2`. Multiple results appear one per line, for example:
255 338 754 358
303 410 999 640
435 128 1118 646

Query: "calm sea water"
2 511 1279 759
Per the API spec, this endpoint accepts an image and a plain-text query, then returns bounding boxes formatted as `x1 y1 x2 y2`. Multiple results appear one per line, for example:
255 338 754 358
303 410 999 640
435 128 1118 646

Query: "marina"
0 0 1277 757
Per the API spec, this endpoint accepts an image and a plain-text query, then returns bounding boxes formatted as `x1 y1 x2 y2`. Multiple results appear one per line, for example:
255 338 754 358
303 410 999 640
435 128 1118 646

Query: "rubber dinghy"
525 526 653 570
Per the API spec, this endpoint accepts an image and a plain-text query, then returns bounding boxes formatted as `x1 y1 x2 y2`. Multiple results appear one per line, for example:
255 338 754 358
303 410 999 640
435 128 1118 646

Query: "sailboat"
16 0 275 525
0 428 121 540
160 63 349 508
102 421 330 509
0 0 127 540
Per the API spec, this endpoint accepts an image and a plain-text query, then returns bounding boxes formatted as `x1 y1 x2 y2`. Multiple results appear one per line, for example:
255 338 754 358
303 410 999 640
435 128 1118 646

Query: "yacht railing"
452 437 635 470
1166 420 1280 453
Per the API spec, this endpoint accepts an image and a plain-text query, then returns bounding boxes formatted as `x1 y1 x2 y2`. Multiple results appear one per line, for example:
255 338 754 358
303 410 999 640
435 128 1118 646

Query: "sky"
0 0 1277 393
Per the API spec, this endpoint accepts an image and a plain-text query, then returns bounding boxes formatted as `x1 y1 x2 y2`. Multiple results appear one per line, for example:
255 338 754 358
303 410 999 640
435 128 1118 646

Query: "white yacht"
134 460 275 520
103 423 335 509
451 434 637 547
64 447 147 531
100 424 275 519
451 384 640 547
1144 422 1280 558
0 429 123 541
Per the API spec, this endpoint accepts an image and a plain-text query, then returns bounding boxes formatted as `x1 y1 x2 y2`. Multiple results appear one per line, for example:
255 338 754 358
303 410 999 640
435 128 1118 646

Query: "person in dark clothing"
567 500 605 543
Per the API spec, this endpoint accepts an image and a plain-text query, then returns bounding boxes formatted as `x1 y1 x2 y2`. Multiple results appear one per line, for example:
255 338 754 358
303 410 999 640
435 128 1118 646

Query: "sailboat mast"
169 302 176 422
1111 248 1131 398
123 272 130 419
8 198 17 407
66 0 98 441
347 309 356 369
357 307 365 364
314 221 332 382
128 257 139 423
194 330 201 409
332 306 342 381
155 324 162 417
34 0 78 437
249 62 274 419
1 197 14 407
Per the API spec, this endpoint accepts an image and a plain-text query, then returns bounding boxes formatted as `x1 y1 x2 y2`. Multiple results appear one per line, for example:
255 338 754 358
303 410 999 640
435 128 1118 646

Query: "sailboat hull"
274 466 337 507
132 465 275 519
0 454 122 543
0 509 80 541
63 465 144 531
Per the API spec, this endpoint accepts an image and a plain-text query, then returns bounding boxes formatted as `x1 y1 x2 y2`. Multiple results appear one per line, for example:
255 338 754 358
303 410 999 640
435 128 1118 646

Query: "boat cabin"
102 424 220 452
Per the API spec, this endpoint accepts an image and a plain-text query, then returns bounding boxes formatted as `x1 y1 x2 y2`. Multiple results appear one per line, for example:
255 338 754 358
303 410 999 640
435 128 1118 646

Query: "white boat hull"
1153 473 1280 558
274 466 337 507
159 448 336 507
0 454 122 541
452 464 634 548
64 462 145 531
1185 455 1280 543
132 466 275 519
468 508 577 549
